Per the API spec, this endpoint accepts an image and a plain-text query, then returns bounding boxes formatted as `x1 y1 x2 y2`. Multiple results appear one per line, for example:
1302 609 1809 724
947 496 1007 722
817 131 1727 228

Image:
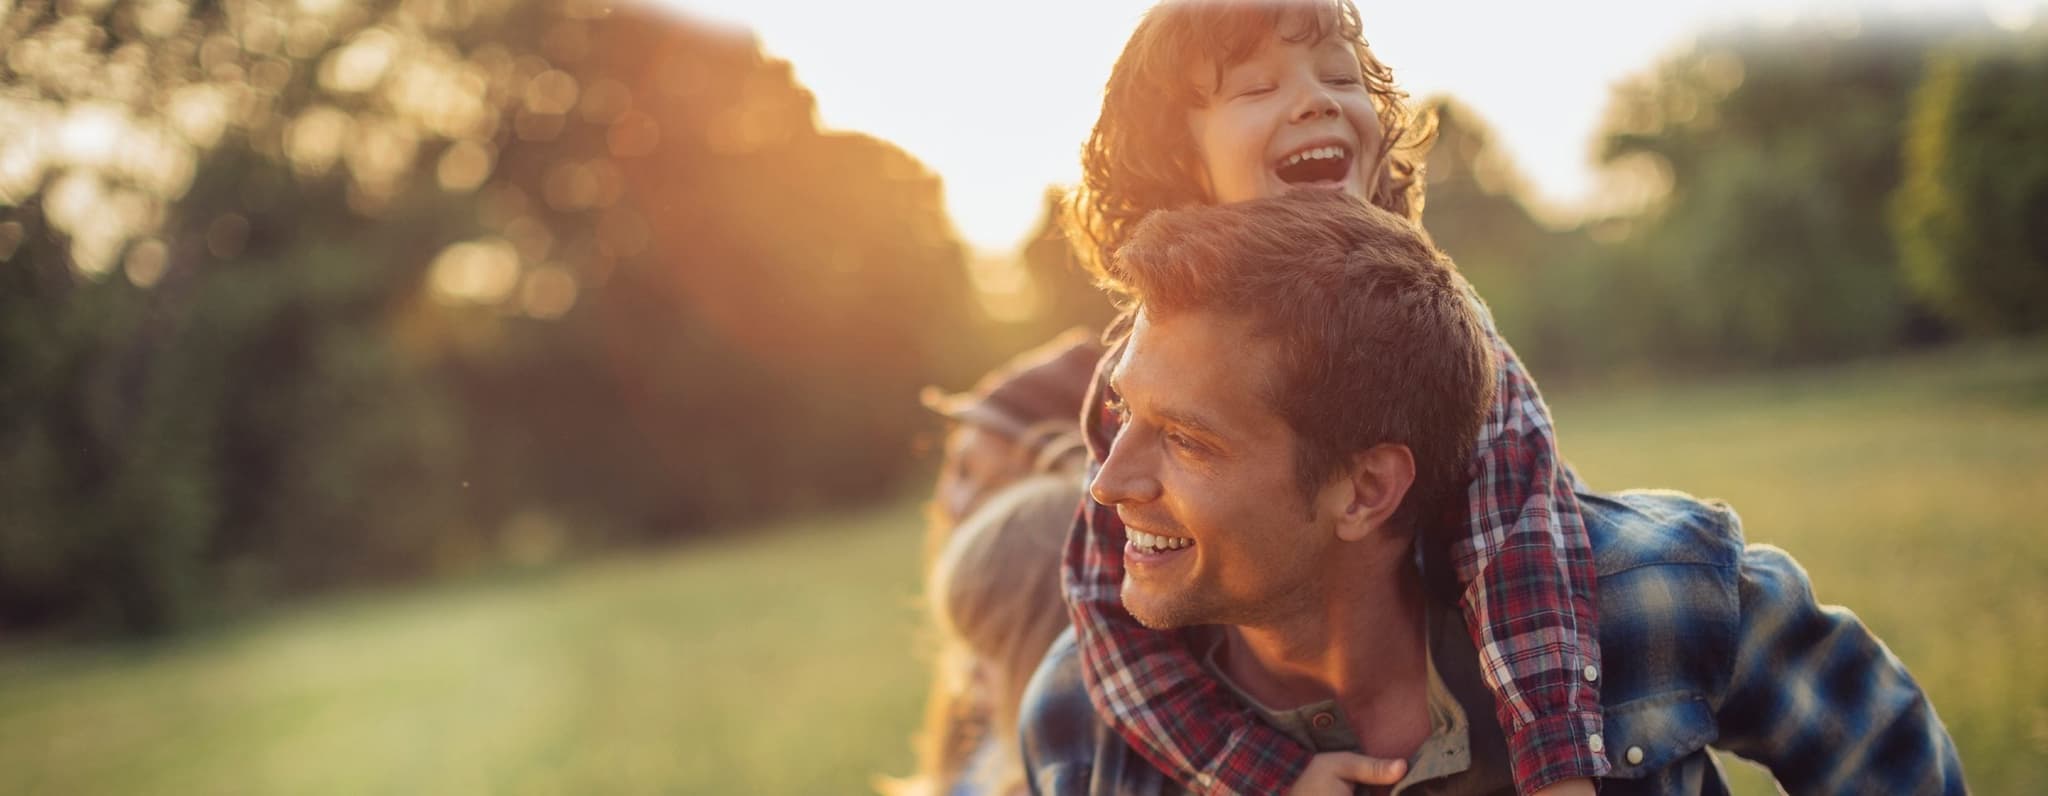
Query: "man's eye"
1164 431 1202 454
1325 75 1362 86
1236 85 1275 98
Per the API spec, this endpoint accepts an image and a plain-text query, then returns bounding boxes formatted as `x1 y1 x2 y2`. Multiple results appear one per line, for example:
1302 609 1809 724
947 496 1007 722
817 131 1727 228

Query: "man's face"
1186 31 1386 205
1092 308 1337 629
933 424 1029 530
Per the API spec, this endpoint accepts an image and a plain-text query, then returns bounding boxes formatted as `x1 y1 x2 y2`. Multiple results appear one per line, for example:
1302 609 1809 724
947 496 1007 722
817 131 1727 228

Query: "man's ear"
1331 443 1416 543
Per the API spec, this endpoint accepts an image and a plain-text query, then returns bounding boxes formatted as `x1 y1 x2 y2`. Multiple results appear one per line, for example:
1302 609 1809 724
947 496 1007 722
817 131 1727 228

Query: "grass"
0 509 930 794
2 340 2045 794
1553 341 2048 793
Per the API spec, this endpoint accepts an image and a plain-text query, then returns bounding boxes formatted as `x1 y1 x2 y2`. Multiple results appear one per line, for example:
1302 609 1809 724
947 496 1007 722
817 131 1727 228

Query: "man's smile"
1125 526 1196 568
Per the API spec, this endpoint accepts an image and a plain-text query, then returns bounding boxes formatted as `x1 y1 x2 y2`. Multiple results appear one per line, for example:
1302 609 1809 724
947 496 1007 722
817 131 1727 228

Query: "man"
1019 191 1964 794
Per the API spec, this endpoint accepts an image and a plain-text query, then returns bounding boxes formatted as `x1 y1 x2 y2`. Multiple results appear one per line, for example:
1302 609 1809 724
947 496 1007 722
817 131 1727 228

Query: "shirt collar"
1192 600 1477 793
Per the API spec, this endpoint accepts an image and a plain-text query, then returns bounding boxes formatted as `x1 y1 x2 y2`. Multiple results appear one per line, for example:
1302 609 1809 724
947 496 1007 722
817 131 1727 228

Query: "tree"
1592 17 1981 365
0 0 985 635
1893 35 2048 335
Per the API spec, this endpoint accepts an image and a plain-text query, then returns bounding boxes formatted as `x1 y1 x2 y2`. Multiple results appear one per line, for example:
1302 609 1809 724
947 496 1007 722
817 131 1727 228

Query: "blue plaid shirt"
1021 489 1966 795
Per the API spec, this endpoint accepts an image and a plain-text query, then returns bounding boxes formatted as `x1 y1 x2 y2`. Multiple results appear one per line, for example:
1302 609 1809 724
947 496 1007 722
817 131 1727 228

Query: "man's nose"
1089 430 1161 507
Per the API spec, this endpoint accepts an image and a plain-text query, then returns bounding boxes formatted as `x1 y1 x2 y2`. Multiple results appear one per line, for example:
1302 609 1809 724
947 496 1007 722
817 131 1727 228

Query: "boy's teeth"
1282 146 1347 167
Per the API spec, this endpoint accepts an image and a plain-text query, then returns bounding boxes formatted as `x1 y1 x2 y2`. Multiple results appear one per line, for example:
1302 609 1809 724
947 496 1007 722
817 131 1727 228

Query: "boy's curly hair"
1065 0 1436 287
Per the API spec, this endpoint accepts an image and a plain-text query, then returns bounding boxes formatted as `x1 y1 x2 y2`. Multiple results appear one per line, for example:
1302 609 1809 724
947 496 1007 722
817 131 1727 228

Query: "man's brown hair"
1065 0 1435 287
1115 190 1496 533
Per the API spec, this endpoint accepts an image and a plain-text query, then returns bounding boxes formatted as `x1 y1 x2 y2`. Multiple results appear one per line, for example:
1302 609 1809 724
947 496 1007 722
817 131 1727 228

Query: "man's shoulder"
1579 489 1746 578
1578 492 1966 792
1577 489 1748 776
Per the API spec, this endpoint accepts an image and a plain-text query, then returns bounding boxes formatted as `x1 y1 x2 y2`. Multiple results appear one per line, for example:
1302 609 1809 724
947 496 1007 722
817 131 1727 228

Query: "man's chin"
1120 582 1195 630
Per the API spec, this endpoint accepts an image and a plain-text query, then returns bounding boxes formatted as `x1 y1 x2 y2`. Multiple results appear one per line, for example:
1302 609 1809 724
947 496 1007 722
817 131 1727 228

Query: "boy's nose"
1293 90 1341 123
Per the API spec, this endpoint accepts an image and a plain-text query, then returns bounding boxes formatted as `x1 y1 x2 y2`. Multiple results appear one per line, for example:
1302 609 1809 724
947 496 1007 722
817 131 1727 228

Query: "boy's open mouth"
1274 143 1353 185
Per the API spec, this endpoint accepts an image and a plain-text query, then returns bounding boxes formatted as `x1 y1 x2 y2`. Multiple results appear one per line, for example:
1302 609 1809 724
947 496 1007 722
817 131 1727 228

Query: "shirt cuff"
1509 711 1612 793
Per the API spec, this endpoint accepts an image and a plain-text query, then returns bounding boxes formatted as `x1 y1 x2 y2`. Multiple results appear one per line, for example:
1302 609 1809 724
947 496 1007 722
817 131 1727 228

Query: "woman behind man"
886 331 1098 795
889 476 1082 796
918 328 1101 562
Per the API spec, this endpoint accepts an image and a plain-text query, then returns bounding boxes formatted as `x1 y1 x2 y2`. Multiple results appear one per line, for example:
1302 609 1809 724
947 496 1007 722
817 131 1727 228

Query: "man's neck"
1218 553 1431 757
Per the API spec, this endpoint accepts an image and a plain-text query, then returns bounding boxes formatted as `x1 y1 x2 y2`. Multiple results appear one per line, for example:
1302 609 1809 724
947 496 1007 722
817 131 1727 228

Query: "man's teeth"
1280 146 1347 167
1129 530 1192 551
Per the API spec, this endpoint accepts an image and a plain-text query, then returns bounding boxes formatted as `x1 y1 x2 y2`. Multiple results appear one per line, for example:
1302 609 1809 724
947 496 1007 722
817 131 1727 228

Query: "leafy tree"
1021 188 1119 333
0 0 984 635
1593 17 1980 365
1893 35 2048 335
1420 98 1603 376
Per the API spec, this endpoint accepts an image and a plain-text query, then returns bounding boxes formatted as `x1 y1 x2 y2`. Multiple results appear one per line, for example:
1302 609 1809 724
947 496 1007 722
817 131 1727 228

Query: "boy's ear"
1331 443 1416 543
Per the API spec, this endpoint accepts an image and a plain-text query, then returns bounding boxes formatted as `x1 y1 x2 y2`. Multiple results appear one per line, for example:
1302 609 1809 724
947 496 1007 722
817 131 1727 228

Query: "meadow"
1 341 2044 794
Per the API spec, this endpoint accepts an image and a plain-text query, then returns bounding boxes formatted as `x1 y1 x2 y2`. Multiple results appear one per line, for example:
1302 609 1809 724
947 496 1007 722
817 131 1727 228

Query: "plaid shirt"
1025 490 1967 795
1063 297 1606 794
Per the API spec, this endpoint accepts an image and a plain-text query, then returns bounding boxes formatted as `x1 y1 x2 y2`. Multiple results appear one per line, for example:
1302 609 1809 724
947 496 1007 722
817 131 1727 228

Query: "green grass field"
2 341 2045 794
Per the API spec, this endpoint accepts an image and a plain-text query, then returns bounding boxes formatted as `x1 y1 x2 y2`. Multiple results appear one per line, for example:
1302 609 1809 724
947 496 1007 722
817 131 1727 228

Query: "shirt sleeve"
1712 544 1967 794
1060 333 1314 795
1450 290 1611 790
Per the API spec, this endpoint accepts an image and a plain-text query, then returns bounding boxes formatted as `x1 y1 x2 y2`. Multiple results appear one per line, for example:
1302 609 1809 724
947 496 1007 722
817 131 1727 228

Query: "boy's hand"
1284 751 1408 795
1530 778 1596 796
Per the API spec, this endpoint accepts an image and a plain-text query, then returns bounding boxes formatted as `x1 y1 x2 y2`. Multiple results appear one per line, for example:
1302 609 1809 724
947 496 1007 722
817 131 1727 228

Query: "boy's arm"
1712 545 1965 794
1450 294 1609 790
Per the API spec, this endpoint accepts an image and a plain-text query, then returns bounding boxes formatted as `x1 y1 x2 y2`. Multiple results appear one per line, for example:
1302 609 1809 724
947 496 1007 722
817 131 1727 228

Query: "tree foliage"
1417 15 2038 380
1417 98 1618 379
0 0 981 634
1893 34 2048 336
1590 20 1961 366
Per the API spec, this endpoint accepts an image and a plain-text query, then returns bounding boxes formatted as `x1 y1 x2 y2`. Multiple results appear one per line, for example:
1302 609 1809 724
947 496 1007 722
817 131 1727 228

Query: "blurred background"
0 0 2044 792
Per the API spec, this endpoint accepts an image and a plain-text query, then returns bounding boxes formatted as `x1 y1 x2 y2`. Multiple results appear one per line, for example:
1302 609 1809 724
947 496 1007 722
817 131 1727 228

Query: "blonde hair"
887 476 1080 796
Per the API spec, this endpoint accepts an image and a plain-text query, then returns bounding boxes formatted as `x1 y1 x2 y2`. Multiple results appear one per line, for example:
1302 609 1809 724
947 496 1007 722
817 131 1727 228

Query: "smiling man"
1019 191 1964 795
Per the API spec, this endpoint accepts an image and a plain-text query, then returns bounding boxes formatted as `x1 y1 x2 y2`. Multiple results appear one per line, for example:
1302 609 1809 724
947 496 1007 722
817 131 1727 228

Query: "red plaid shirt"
1063 296 1608 794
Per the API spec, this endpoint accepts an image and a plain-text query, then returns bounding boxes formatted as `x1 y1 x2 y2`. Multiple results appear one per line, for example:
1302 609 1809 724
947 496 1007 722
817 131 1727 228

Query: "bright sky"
657 0 2028 253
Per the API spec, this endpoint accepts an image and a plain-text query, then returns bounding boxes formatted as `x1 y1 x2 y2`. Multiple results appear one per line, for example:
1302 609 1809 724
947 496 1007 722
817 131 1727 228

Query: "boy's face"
1186 33 1386 205
1092 308 1341 630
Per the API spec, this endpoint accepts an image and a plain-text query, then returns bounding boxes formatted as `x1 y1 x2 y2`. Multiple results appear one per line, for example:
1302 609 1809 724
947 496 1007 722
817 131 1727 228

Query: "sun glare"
660 0 2023 253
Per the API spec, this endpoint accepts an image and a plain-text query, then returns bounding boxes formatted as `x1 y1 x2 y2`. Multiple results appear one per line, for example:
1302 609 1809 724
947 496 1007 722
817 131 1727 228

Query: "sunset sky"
661 0 2031 253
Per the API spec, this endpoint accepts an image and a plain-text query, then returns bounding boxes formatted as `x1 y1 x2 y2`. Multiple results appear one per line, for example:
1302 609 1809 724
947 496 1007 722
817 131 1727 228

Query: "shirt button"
1311 711 1336 730
1582 665 1599 683
1587 733 1605 754
1626 746 1646 765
